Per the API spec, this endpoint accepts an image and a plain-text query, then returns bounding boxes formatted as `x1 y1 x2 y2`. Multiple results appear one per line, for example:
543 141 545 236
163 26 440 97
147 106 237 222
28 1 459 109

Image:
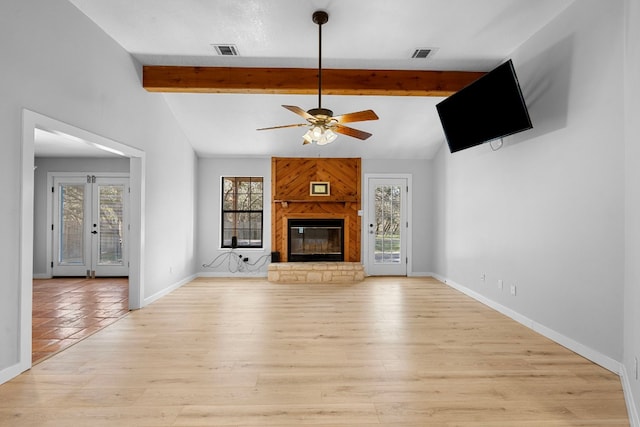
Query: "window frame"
220 176 264 249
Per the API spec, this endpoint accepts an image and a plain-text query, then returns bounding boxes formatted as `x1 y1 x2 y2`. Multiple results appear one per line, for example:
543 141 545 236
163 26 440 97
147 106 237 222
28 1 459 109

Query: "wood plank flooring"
32 277 129 364
2 277 629 426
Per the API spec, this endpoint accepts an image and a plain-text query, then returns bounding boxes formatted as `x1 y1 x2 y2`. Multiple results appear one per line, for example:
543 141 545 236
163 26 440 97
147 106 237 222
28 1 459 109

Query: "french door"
366 177 409 276
52 174 129 277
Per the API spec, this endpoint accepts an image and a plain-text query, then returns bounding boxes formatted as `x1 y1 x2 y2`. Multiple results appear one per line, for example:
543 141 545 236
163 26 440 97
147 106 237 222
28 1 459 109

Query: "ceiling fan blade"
334 124 373 140
257 123 308 131
283 105 316 121
333 109 379 124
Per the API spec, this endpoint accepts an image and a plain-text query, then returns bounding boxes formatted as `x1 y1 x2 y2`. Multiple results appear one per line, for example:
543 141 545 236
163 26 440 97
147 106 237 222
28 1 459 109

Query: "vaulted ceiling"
39 0 574 159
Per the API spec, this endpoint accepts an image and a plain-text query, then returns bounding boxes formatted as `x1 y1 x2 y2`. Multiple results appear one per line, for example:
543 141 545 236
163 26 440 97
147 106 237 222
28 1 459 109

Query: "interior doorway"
20 110 145 375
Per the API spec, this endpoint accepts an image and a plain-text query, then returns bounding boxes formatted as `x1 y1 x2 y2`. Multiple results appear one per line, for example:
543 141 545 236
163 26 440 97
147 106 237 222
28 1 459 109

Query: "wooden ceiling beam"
142 66 485 96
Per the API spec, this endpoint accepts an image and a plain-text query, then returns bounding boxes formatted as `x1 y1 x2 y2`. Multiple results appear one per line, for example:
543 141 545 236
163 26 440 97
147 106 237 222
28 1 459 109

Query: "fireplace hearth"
288 218 344 262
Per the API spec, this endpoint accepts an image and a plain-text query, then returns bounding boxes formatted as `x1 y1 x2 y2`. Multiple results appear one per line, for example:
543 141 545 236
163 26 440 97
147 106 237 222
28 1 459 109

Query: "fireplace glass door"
288 219 344 262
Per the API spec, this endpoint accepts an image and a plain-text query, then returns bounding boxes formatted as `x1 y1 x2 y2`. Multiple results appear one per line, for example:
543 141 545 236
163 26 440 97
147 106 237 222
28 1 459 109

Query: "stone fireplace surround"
267 261 365 283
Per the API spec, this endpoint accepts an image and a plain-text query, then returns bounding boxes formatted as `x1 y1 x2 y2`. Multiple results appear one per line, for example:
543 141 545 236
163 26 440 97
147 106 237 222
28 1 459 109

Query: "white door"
52 175 129 277
366 177 408 276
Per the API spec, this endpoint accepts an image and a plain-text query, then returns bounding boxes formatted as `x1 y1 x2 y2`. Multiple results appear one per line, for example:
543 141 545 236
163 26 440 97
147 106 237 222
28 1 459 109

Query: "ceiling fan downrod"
312 11 329 115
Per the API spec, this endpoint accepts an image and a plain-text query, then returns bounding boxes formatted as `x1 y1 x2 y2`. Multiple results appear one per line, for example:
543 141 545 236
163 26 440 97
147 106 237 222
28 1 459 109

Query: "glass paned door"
93 178 128 276
366 178 407 276
52 175 129 277
53 177 91 276
59 183 87 266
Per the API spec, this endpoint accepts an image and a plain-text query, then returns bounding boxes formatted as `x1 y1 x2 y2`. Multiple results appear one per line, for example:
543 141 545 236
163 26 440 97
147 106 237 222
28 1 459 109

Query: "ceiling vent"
212 44 239 56
411 48 434 59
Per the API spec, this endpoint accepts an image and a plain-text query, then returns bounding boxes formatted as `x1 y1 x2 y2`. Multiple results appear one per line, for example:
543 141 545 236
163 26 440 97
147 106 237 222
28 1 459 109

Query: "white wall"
197 157 273 276
197 157 435 276
624 0 640 423
362 158 434 275
33 157 131 277
433 0 625 367
0 0 196 377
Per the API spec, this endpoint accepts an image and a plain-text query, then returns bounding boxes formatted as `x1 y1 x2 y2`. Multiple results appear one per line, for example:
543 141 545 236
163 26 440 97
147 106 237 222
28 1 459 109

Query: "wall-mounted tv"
436 59 533 153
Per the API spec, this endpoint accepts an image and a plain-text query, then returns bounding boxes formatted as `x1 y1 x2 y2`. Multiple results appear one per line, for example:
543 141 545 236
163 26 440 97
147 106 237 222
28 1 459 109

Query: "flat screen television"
436 59 533 153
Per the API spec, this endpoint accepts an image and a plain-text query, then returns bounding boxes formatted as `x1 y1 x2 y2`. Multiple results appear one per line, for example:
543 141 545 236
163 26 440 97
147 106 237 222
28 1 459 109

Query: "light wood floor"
0 277 629 426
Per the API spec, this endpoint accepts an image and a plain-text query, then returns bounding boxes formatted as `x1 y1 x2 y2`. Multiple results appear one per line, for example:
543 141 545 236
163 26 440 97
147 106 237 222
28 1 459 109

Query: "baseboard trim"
408 271 432 277
33 273 51 279
143 274 197 307
0 361 29 386
622 365 640 427
432 274 622 374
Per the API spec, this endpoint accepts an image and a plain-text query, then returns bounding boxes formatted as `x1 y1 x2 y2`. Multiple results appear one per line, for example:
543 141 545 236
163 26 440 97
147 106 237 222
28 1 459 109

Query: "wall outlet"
498 279 503 290
510 284 517 296
480 273 486 282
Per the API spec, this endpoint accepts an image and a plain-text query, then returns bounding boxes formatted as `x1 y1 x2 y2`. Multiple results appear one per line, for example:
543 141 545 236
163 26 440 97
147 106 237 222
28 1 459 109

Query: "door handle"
91 230 98 235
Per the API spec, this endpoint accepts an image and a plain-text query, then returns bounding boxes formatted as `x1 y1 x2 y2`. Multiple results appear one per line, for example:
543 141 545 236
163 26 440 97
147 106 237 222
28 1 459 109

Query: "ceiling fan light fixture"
323 129 338 144
312 126 323 139
302 131 314 145
303 126 338 145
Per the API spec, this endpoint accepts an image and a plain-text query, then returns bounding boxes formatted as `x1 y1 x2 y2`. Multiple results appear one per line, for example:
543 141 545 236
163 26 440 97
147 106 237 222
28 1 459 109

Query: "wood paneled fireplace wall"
272 157 361 262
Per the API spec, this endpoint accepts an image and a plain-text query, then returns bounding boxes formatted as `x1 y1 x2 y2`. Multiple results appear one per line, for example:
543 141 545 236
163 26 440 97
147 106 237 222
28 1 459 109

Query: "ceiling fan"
257 10 379 145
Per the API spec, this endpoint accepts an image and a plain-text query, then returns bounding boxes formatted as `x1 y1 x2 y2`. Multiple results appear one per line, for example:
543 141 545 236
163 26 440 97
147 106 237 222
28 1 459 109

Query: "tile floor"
32 277 129 364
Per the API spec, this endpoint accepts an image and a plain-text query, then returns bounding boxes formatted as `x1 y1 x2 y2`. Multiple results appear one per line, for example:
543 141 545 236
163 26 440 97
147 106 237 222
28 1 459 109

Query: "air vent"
212 44 239 56
411 48 432 59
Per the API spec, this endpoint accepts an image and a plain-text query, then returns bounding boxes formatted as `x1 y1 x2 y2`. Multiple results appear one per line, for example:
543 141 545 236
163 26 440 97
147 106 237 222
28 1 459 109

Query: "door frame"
363 173 413 276
19 109 145 377
48 173 130 278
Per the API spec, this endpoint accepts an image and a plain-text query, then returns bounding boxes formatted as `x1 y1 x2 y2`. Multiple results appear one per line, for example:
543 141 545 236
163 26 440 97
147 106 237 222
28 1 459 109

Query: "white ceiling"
39 0 574 159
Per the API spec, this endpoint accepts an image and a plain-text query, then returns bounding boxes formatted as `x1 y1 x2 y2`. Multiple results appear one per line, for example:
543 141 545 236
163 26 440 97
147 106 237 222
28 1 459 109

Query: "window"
221 177 263 248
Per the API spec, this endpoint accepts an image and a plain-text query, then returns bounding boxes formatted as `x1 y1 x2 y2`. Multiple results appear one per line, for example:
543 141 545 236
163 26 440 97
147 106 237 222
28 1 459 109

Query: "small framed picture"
310 181 330 196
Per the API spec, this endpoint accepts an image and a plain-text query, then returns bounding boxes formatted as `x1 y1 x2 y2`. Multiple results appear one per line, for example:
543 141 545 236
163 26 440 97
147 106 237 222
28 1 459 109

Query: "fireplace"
288 218 344 262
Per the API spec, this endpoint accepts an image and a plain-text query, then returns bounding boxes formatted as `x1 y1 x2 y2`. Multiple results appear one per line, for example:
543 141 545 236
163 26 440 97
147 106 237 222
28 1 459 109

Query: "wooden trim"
271 159 277 260
143 66 486 96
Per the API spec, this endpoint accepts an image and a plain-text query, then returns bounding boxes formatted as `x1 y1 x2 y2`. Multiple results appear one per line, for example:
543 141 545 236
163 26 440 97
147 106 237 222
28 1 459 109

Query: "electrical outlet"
480 273 486 282
510 284 517 296
498 279 503 290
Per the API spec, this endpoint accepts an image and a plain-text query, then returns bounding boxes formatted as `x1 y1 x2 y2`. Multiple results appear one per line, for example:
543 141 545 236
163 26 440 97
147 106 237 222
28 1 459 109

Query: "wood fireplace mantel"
271 157 361 262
